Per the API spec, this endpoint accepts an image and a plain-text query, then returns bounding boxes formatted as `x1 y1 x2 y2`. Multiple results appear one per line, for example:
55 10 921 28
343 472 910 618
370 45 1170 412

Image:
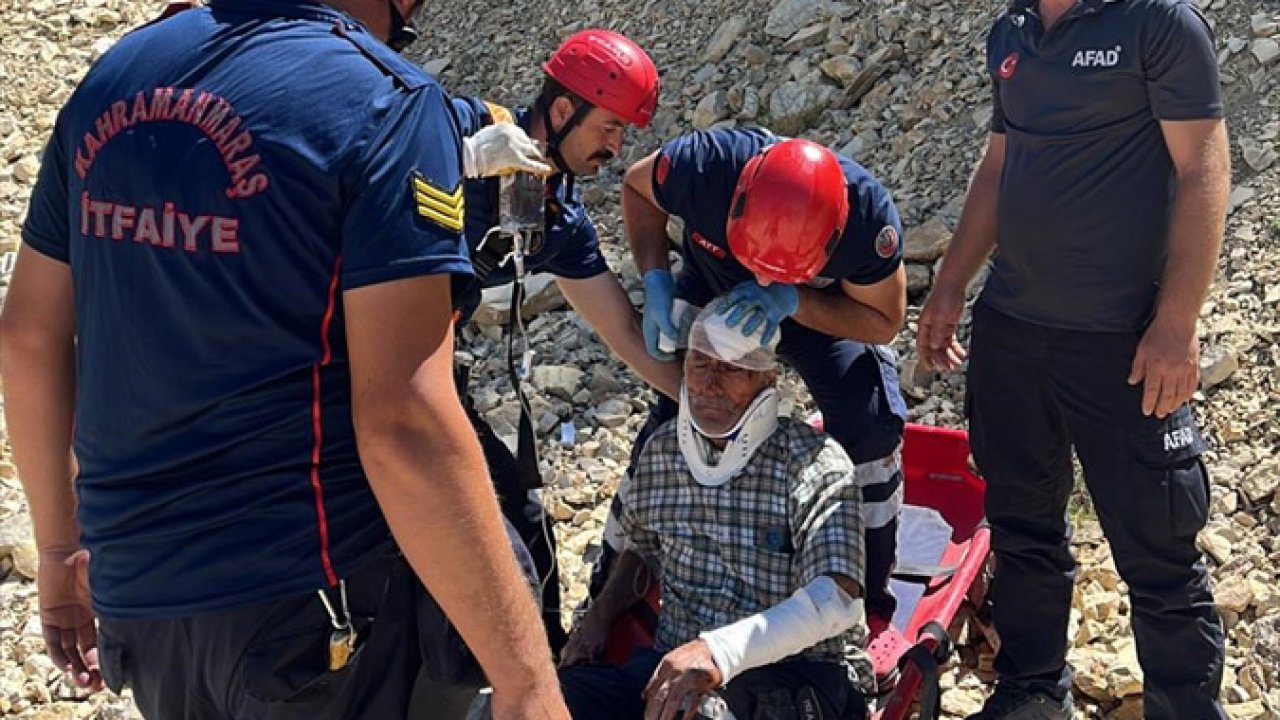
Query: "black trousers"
98 554 421 720
967 302 1225 718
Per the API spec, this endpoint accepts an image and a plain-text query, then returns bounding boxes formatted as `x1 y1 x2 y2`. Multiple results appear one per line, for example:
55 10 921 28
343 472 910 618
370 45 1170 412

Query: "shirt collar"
1007 0 1122 15
207 0 348 24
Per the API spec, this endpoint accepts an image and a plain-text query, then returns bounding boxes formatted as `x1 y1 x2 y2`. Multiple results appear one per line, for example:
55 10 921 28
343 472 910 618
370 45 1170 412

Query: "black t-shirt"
984 0 1222 331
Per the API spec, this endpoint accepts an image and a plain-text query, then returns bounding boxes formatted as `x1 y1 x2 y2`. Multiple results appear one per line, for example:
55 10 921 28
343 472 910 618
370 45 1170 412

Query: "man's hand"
462 123 552 178
916 285 967 372
1128 318 1199 418
642 640 723 720
642 269 679 361
38 548 100 690
559 614 610 668
718 281 798 346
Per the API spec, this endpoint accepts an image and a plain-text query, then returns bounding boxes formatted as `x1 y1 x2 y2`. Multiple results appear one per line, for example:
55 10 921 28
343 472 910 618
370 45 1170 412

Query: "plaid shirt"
620 417 870 675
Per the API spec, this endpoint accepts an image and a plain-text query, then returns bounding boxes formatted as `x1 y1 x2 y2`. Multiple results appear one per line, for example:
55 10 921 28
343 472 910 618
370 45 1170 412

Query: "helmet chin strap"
677 383 780 488
540 98 594 194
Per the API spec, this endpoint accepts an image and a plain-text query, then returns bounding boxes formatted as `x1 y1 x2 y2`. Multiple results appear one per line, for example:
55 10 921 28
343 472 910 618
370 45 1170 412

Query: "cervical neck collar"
677 383 780 487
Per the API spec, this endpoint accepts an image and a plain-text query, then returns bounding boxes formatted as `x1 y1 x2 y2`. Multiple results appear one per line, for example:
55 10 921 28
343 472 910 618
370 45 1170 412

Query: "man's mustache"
589 149 615 162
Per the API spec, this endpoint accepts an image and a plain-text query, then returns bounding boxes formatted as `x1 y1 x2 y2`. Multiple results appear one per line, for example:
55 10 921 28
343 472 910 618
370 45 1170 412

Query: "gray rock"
531 365 584 400
765 0 828 39
471 273 566 327
1200 344 1239 390
12 155 39 184
819 56 861 87
421 58 451 76
767 81 835 135
839 135 865 157
1252 38 1280 65
1228 186 1256 214
1240 137 1277 172
1239 461 1279 504
588 363 624 392
742 44 772 66
905 263 932 297
782 24 828 52
904 217 951 262
703 16 747 64
738 88 761 120
843 45 902 106
1251 13 1279 37
693 90 731 130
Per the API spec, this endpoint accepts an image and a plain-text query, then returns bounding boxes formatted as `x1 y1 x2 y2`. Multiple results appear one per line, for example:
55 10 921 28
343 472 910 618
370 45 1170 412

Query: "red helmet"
543 29 659 128
727 139 849 284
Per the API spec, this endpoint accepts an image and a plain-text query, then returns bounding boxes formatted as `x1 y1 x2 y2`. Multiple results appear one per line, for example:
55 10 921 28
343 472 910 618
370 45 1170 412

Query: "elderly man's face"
684 350 776 437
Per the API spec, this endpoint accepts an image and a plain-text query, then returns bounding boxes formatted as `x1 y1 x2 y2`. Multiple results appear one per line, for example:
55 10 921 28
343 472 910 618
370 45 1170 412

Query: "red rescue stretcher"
601 423 992 720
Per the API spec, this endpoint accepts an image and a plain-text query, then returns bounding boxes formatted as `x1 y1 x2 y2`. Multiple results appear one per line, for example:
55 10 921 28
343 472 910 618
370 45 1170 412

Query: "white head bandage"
676 302 781 487
687 303 779 372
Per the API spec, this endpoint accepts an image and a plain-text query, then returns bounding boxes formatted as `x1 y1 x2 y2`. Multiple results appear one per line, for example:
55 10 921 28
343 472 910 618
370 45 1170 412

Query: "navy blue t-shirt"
984 0 1222 331
21 0 471 618
449 99 606 321
651 128 903 303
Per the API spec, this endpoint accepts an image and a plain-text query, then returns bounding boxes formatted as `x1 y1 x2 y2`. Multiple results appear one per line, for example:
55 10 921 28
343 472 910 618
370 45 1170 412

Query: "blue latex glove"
718 281 799 346
642 269 679 361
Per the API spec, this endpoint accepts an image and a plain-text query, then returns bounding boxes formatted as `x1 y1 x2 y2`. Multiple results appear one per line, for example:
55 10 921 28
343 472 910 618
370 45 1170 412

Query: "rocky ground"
0 0 1276 717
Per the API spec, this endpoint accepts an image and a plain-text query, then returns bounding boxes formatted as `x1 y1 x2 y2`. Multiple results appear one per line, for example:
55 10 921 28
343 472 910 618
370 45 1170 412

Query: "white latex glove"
461 123 552 178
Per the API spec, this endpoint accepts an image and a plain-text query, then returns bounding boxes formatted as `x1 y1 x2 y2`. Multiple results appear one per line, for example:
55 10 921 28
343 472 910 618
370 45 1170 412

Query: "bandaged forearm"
699 575 866 685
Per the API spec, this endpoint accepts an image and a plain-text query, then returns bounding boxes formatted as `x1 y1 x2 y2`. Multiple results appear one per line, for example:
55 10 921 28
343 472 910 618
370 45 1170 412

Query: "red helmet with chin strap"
727 139 849 285
542 29 659 128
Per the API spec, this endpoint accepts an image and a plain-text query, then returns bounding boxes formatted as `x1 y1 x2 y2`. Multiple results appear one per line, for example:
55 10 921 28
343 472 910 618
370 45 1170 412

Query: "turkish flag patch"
998 52 1019 80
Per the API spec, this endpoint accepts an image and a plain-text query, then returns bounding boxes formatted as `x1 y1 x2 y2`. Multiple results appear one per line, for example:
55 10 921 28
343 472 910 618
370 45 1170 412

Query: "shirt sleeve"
834 170 904 285
545 190 608 279
790 439 866 589
341 82 473 291
989 77 1007 134
986 22 1008 134
21 123 72 263
547 216 608 280
1143 1 1223 120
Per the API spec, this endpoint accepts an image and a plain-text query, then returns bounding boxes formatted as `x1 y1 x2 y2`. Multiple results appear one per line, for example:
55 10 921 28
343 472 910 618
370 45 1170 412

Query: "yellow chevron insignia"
411 172 464 232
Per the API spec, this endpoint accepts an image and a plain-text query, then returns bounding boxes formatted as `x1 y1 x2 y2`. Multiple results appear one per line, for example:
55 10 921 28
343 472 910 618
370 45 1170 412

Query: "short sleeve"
831 168 904 285
989 78 1007 133
650 131 739 220
986 21 1008 134
341 83 472 290
21 126 72 263
1143 1 1223 120
545 212 608 280
790 440 866 588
